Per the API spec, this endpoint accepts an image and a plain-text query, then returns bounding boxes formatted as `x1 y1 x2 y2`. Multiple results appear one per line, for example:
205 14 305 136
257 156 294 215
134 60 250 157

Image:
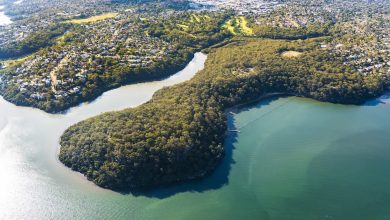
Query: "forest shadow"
123 121 238 199
120 96 282 199
230 95 286 114
364 92 390 106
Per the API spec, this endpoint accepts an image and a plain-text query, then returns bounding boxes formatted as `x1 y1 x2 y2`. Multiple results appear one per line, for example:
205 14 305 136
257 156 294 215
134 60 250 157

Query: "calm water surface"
1 52 390 219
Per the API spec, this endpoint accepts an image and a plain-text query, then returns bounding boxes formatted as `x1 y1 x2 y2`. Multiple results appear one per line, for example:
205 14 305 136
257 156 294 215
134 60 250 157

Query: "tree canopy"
59 38 385 190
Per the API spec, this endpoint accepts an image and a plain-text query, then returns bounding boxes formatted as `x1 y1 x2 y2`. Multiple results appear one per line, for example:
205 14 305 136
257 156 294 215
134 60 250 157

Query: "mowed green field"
66 13 118 24
223 16 254 36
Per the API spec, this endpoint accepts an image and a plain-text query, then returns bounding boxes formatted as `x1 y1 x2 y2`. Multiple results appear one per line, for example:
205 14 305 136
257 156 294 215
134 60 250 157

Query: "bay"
1 51 390 219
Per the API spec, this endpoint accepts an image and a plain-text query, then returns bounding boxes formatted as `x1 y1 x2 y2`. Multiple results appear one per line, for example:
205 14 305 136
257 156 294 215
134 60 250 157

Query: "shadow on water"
121 96 283 199
118 93 389 202
230 96 285 115
364 93 390 106
125 125 238 199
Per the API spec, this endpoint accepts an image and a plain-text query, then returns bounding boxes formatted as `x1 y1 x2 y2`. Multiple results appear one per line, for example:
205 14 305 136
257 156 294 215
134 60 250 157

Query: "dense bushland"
60 38 385 190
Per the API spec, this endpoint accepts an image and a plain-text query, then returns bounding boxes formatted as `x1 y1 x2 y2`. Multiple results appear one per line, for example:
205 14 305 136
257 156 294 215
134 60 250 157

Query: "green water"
140 95 390 220
222 96 390 220
1 52 390 219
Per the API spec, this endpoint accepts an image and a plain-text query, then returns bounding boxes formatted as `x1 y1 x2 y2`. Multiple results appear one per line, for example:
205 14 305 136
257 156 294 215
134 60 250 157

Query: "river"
1 52 390 219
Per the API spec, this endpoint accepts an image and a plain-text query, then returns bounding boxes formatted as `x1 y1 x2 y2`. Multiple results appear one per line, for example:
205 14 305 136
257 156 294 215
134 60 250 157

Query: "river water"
1 52 390 219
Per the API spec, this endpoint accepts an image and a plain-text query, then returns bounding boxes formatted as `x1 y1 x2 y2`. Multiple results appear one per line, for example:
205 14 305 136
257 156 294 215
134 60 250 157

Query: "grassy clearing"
55 34 66 44
223 16 254 36
177 30 197 38
189 14 210 24
287 17 300 28
55 31 74 44
66 13 118 24
1 55 32 69
238 16 254 35
178 14 212 31
281 51 303 58
177 24 190 31
223 19 238 35
192 14 201 23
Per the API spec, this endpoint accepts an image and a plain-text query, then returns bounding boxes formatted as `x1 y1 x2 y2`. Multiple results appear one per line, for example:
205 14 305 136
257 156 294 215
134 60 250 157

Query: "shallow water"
0 53 210 219
1 52 390 219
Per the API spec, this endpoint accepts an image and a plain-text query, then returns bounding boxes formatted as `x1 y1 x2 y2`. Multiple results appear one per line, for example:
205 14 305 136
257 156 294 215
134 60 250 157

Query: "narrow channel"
0 53 207 219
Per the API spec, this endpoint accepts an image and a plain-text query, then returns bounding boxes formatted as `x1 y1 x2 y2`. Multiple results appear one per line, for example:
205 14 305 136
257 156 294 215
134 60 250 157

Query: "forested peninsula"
59 38 388 190
1 0 388 190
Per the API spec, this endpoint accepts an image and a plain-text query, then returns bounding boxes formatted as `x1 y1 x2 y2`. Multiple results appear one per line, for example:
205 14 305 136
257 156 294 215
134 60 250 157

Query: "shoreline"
225 92 290 114
224 92 289 133
0 52 198 114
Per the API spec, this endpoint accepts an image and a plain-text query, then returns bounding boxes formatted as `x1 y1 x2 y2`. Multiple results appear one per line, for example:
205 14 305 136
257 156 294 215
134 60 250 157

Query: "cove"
222 94 390 219
1 51 390 219
0 53 207 219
